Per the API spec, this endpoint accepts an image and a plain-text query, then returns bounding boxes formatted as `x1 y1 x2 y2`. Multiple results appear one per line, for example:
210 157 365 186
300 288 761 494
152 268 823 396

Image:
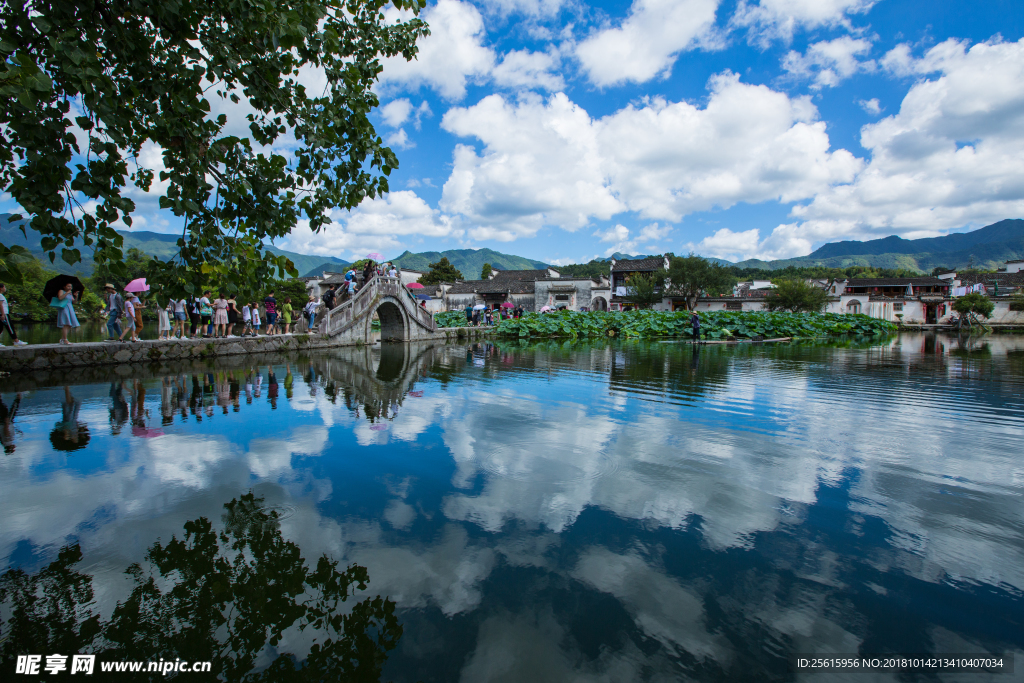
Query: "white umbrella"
473 304 487 310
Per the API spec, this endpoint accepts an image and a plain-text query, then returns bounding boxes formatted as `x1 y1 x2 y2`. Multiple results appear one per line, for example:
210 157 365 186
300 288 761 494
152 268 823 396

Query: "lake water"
1 333 1022 681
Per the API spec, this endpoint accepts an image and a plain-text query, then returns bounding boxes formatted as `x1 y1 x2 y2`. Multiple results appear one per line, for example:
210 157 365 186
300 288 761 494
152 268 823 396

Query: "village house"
444 268 611 312
826 276 951 323
610 256 670 311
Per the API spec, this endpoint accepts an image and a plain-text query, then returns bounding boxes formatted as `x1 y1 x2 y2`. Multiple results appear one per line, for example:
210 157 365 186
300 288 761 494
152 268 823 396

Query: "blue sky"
7 0 1024 265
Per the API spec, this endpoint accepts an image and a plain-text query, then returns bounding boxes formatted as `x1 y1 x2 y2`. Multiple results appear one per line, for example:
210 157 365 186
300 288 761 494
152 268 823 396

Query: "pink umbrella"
124 278 150 293
406 282 424 289
540 305 553 312
369 423 388 431
366 252 383 260
500 302 514 308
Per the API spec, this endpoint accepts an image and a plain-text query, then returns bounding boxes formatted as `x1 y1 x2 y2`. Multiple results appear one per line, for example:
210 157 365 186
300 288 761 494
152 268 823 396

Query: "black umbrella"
42 275 85 303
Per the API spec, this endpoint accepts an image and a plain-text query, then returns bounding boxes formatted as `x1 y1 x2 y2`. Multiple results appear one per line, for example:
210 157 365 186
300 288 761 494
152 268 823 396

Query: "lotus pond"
436 309 897 339
1 332 1021 682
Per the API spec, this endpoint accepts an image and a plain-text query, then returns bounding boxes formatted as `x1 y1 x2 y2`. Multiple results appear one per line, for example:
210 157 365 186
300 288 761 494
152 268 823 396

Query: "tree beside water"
0 0 428 296
0 494 402 681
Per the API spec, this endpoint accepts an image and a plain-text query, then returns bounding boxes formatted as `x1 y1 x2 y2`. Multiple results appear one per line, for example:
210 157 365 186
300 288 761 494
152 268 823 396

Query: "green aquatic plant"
489 310 896 340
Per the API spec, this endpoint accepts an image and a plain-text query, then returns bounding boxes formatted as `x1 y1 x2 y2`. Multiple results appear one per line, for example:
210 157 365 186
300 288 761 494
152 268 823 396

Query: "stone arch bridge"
319 275 438 344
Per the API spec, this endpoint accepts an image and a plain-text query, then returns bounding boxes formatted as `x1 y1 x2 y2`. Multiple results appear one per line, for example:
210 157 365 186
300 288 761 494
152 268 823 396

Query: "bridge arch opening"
374 300 407 342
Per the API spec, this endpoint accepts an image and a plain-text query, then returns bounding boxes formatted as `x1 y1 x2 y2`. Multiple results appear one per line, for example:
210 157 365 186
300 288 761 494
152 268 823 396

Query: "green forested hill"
0 214 348 276
390 248 549 279
734 219 1024 272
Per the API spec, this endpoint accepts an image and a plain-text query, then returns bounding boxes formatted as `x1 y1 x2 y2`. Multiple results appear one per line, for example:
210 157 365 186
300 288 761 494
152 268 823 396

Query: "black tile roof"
611 256 665 272
490 269 552 281
844 277 946 287
958 272 1024 287
446 280 537 295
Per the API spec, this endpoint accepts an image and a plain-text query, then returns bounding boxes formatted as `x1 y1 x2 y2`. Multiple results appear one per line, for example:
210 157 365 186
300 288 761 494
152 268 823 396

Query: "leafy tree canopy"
952 292 994 318
421 257 463 285
0 0 428 296
665 253 734 309
763 278 830 313
621 272 662 309
480 262 493 280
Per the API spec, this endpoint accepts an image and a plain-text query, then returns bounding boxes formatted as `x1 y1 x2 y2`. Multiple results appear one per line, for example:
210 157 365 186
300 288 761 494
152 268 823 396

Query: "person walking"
119 291 138 342
131 293 145 336
241 301 253 336
251 301 262 335
157 298 172 340
263 291 278 335
280 297 293 334
691 311 701 343
103 284 124 341
199 290 213 336
172 296 189 338
213 293 229 337
303 295 318 331
187 295 201 337
323 284 336 310
464 304 472 326
0 283 27 346
55 282 81 344
226 295 239 337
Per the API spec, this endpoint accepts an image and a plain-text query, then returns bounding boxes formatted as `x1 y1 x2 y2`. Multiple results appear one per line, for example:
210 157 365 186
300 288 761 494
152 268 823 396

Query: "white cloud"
439 73 861 241
280 190 457 259
600 72 860 220
441 93 625 240
780 37 1024 254
859 97 882 115
595 223 672 255
386 128 413 149
492 49 565 91
476 0 565 18
782 36 876 89
576 0 721 87
687 227 763 261
381 99 414 128
378 0 496 100
731 0 878 45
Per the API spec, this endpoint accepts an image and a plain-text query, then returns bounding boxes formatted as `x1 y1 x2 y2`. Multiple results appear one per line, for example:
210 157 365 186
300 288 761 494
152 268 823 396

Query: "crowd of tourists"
464 304 526 327
0 258 422 347
94 285 321 343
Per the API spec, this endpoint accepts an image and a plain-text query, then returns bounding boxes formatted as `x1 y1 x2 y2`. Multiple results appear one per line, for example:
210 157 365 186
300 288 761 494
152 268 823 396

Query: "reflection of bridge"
319 275 438 343
317 343 438 407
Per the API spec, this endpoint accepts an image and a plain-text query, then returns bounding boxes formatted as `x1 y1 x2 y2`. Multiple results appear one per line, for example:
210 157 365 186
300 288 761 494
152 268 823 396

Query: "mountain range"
0 214 349 277
3 213 1023 277
733 219 1024 271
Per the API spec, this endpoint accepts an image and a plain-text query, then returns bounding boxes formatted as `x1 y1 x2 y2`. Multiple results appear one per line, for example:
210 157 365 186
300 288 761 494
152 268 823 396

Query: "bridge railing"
319 275 436 337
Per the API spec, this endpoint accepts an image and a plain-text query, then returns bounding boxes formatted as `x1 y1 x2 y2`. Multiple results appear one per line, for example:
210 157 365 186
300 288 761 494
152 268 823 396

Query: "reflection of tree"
1 494 402 681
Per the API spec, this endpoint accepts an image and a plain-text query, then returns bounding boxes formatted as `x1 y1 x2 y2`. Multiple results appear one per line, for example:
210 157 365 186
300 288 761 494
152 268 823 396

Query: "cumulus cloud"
440 93 624 240
782 36 876 89
280 190 457 259
859 97 882 115
575 0 721 87
731 0 878 45
476 0 565 18
378 0 496 100
691 37 1024 261
439 73 861 241
492 49 565 91
784 37 1024 252
595 223 672 256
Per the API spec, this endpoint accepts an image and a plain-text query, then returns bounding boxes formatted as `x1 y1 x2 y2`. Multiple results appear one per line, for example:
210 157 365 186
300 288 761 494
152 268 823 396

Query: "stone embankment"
0 327 496 373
